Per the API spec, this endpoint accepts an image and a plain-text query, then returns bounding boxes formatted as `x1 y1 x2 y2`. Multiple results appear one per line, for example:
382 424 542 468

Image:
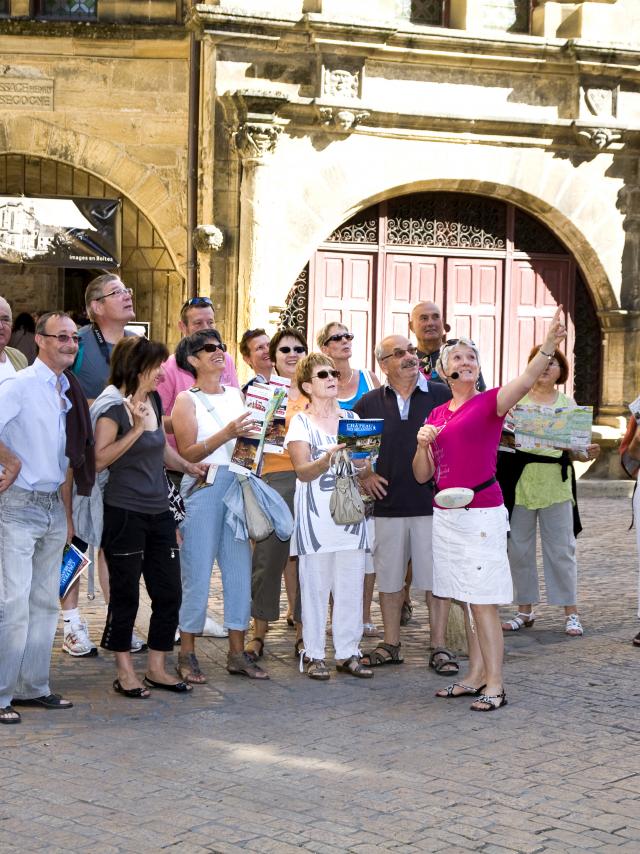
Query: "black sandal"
113 679 150 699
0 705 21 724
336 655 373 679
470 689 508 712
429 647 460 676
435 682 485 699
360 642 404 667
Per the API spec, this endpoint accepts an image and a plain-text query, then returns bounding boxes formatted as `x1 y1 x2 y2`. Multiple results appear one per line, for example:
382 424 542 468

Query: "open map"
513 403 593 452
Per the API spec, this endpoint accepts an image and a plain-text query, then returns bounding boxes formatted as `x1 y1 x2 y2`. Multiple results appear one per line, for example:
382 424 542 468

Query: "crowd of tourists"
0 276 612 725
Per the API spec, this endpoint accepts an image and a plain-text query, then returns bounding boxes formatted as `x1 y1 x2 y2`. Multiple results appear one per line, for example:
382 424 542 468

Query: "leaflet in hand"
60 543 91 599
337 419 383 470
513 403 593 452
230 383 287 476
263 375 290 455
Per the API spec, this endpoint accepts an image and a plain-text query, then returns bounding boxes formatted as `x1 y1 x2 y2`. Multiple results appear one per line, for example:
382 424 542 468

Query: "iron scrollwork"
279 264 309 335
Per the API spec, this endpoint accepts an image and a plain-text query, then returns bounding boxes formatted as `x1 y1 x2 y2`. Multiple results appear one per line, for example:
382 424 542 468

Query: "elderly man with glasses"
353 334 452 670
0 312 80 724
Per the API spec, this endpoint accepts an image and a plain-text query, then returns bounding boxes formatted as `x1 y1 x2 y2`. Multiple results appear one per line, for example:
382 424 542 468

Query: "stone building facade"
192 0 640 440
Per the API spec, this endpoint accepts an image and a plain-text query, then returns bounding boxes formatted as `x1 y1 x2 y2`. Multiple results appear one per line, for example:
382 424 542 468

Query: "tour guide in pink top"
412 306 567 712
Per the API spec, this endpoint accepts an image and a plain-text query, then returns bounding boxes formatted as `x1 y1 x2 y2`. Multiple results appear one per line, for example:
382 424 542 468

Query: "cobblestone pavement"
2 495 640 853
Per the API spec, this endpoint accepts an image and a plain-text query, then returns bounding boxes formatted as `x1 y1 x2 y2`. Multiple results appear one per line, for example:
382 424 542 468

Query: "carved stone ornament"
318 107 370 131
235 123 282 160
192 224 224 254
573 124 622 151
322 67 359 99
585 86 615 118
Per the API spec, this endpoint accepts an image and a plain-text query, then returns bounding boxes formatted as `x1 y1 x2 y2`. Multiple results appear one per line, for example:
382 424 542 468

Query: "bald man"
0 297 28 382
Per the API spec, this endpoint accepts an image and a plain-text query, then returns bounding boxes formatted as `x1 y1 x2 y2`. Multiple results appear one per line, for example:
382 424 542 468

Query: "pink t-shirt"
426 387 505 509
158 352 239 451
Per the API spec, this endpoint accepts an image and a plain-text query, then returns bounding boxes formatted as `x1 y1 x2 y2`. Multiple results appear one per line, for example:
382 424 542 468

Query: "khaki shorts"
373 516 434 594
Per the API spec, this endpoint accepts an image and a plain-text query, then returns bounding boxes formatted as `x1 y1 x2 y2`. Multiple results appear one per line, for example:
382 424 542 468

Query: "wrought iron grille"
410 0 445 26
32 0 97 19
573 273 601 412
514 210 565 254
386 193 507 250
280 264 309 335
326 208 378 244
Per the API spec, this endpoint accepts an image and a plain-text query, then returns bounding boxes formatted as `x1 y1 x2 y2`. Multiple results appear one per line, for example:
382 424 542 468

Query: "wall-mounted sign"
0 77 54 111
0 196 121 268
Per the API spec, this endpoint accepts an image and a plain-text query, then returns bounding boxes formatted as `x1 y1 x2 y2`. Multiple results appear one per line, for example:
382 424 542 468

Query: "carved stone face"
334 110 355 131
192 224 224 253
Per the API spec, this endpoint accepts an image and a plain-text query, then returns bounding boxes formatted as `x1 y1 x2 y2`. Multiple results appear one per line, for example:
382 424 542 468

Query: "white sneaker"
202 616 228 638
130 631 148 654
63 618 98 657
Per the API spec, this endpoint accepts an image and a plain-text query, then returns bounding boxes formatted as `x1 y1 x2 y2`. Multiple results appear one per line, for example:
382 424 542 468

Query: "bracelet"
202 438 210 454
539 349 554 358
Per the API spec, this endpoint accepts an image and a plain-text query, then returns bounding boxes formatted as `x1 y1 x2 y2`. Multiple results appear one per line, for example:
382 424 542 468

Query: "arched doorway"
0 154 184 344
281 192 601 408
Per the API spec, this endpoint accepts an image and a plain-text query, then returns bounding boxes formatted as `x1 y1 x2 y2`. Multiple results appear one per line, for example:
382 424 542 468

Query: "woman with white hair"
413 308 567 711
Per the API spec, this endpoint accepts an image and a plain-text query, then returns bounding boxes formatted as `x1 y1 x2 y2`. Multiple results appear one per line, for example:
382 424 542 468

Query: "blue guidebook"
59 543 90 599
337 418 383 470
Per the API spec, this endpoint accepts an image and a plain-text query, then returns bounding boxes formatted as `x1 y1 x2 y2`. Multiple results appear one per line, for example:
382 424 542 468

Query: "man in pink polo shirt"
158 296 238 454
158 296 238 640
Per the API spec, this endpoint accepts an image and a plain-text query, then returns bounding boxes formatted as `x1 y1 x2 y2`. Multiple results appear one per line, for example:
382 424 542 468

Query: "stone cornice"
0 19 187 40
190 5 640 77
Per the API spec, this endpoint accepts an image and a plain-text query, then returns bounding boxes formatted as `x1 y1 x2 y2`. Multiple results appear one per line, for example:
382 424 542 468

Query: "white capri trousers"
507 500 577 606
299 550 365 662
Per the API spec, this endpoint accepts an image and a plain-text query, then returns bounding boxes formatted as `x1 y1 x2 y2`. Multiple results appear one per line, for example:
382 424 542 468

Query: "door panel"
445 258 503 388
382 254 444 341
505 258 574 392
310 251 376 368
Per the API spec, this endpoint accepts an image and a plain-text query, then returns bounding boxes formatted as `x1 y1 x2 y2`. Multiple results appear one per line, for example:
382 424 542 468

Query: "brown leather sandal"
226 651 269 680
176 652 207 684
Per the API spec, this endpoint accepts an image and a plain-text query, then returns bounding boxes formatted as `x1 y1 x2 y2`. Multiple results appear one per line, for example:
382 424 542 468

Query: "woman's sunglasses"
312 369 340 380
323 332 354 345
278 345 307 354
194 342 226 354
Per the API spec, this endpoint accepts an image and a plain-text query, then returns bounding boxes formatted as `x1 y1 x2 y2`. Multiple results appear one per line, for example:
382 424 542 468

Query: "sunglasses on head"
278 345 306 354
194 341 226 354
312 369 340 380
323 332 354 345
445 337 476 347
380 344 418 361
182 296 213 311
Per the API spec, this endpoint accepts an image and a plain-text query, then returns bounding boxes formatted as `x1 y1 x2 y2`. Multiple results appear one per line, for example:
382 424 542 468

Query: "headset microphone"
448 371 460 380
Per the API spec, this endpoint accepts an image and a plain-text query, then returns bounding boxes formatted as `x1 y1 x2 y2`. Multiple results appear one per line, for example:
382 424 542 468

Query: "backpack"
619 416 640 479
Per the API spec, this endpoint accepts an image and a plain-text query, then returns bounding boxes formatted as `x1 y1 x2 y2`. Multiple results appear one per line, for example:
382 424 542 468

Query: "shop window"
31 0 97 19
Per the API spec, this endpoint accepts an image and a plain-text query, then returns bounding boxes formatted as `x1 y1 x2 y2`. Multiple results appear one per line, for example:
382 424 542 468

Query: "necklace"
339 368 354 387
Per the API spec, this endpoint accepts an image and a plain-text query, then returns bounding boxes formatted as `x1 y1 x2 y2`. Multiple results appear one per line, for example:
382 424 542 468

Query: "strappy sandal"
294 638 310 665
244 637 264 662
435 682 486 699
336 655 374 679
501 611 535 632
307 659 330 680
0 705 20 725
428 647 460 676
176 652 207 684
470 689 507 712
361 642 404 667
565 613 584 636
226 651 269 680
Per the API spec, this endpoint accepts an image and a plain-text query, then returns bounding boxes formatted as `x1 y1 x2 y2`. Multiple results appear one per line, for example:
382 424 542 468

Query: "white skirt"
432 505 513 605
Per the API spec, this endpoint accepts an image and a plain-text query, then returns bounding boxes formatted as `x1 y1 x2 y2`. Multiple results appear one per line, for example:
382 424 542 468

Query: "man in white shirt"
0 311 79 724
0 296 27 382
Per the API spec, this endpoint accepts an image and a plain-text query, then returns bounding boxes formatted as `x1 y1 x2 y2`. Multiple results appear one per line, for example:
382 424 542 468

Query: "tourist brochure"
59 543 91 599
629 394 640 421
263 375 290 455
229 383 287 476
512 403 593 452
337 418 383 470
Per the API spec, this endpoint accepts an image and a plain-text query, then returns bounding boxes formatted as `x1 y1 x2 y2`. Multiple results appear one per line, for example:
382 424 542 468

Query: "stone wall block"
77 137 122 179
105 154 149 191
46 124 88 166
112 60 170 93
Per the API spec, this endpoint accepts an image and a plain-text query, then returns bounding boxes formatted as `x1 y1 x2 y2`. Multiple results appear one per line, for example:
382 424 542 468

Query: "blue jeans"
179 466 251 632
0 485 67 708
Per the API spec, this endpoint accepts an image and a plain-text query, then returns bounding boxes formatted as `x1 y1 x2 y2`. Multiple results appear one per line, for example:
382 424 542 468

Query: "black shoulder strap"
91 323 112 367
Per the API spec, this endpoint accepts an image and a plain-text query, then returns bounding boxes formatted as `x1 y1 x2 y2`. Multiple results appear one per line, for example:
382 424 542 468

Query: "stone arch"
0 114 185 273
259 136 621 319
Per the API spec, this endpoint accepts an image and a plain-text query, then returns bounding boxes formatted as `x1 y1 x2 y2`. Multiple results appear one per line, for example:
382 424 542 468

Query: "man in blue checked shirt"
0 311 79 725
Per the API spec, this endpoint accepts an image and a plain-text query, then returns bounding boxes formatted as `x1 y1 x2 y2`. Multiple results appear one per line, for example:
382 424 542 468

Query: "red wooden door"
505 258 574 391
445 258 503 388
381 254 445 341
310 251 376 368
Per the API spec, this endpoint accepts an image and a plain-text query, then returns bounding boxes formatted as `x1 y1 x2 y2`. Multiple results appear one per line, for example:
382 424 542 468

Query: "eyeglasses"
182 296 213 311
379 345 418 361
0 316 11 326
38 333 80 344
312 369 340 380
194 342 226 354
95 287 133 301
278 345 306 354
323 332 354 345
